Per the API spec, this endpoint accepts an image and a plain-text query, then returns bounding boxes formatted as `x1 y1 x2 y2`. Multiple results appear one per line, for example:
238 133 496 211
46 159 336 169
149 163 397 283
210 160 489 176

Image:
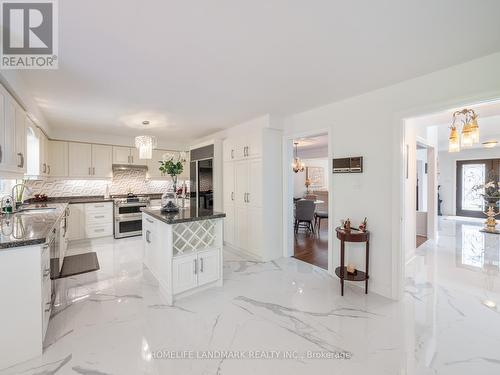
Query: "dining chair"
294 199 316 234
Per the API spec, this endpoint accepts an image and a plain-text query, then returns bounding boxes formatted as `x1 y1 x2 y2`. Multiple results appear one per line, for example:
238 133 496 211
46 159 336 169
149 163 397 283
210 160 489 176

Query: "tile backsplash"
25 169 187 197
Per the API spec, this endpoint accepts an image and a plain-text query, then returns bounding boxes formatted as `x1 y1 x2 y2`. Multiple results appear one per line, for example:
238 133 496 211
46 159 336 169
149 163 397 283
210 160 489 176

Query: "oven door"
114 216 143 238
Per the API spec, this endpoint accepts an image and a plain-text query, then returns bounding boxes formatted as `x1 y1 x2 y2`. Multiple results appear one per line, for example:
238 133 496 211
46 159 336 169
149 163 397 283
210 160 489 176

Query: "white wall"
293 158 329 197
438 147 500 216
282 52 500 299
416 149 428 212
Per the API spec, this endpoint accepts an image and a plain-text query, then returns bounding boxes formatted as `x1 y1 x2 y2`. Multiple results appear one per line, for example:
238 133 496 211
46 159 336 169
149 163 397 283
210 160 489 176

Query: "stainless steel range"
113 194 150 238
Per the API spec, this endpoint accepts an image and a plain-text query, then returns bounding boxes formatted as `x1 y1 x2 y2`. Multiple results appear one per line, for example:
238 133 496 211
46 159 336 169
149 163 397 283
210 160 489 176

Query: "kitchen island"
141 207 225 305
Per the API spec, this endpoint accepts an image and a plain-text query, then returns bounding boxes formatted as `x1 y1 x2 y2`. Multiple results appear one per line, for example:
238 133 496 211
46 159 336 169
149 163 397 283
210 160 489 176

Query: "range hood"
112 164 148 172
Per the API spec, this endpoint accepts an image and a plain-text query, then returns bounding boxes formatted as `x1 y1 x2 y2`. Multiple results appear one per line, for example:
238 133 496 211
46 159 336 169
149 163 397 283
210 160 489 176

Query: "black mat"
58 252 100 279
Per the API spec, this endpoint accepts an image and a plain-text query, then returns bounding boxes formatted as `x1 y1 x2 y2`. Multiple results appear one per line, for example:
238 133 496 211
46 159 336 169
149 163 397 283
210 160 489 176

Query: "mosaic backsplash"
25 169 188 197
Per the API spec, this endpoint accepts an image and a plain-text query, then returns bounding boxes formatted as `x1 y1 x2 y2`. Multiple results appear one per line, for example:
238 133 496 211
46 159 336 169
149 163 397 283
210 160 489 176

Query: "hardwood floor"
293 220 328 270
416 235 428 248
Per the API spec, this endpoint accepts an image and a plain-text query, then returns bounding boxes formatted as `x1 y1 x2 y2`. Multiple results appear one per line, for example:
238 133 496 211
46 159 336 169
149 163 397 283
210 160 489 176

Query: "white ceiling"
17 0 500 143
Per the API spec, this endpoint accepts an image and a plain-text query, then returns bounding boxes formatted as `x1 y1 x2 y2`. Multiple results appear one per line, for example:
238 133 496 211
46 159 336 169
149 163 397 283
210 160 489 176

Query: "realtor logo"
1 0 58 69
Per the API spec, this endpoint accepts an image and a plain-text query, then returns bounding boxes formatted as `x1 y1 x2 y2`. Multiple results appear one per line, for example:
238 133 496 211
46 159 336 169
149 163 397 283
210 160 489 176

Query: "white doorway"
282 129 332 272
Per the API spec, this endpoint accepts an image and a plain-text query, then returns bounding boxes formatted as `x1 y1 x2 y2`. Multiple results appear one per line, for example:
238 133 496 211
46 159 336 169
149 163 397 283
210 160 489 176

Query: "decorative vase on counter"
171 174 178 194
482 196 500 234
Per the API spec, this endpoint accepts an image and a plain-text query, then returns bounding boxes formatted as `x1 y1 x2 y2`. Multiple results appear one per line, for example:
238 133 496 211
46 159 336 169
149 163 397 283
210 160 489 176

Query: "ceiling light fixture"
135 121 157 159
292 142 305 173
482 140 498 149
448 108 480 153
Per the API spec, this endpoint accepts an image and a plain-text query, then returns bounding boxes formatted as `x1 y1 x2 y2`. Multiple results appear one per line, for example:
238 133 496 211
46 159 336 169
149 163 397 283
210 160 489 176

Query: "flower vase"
170 175 178 194
481 199 500 234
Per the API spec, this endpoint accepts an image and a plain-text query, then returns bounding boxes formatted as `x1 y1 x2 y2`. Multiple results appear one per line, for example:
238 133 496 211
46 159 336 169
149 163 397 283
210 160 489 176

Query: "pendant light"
448 109 479 153
448 125 460 153
292 142 305 173
135 121 157 159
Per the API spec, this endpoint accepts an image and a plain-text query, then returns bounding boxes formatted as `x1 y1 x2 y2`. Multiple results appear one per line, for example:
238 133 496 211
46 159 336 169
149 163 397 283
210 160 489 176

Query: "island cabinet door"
197 249 220 286
172 254 198 294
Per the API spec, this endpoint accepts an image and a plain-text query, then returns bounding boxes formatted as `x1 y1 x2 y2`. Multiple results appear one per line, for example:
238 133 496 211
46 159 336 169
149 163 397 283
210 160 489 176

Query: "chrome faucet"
11 183 31 212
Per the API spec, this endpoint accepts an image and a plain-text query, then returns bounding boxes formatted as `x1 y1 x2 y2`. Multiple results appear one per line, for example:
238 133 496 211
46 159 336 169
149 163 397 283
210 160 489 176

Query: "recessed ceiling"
16 0 500 143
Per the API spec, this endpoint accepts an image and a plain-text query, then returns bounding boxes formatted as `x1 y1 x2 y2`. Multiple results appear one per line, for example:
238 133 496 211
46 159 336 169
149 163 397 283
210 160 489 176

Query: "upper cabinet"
68 142 112 178
223 132 261 162
113 146 144 166
48 141 68 177
0 85 27 176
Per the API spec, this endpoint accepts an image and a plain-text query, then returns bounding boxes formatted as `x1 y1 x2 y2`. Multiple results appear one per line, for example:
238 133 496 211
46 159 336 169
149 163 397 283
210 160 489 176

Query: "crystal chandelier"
292 142 305 173
448 109 479 153
135 121 157 159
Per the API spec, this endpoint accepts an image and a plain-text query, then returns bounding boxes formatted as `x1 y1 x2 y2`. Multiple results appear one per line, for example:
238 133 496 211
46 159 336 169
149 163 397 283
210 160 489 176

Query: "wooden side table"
335 227 370 296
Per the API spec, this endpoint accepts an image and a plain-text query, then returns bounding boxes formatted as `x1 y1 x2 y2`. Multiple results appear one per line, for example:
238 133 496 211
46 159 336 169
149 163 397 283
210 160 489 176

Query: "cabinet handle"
200 257 204 273
193 259 197 274
94 228 105 232
231 149 234 159
92 167 95 175
47 165 51 174
231 192 234 201
247 193 250 203
17 152 23 168
146 218 154 223
94 215 105 219
0 145 2 163
43 163 46 173
94 204 104 208
146 230 151 243
88 167 91 175
20 153 24 168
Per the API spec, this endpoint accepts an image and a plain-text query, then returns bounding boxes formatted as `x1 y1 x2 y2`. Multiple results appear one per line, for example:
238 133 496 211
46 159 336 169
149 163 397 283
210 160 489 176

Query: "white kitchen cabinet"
222 124 282 261
147 149 167 178
3 95 16 171
223 161 234 204
112 146 130 164
113 146 144 165
234 160 248 205
0 86 5 171
247 159 262 207
37 129 49 176
48 140 68 177
223 138 235 162
247 207 262 256
67 203 85 241
197 248 220 286
172 254 198 294
84 202 113 238
235 206 248 250
91 144 112 178
67 202 112 241
223 205 235 245
14 104 26 173
68 142 92 177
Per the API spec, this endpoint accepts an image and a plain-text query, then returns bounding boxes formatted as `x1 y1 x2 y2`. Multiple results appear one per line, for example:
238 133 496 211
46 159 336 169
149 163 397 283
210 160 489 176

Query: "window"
26 126 39 176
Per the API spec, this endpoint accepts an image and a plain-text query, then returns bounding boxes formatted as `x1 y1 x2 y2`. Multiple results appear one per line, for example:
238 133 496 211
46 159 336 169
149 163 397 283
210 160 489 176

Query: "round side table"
335 227 370 296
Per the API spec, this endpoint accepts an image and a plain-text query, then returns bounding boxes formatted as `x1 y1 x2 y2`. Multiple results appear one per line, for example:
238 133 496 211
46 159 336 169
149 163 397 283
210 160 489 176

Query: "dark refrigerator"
190 145 214 210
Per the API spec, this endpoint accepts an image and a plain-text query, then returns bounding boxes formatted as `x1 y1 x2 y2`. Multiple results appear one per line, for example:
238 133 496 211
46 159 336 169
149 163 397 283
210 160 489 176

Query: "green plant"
159 159 184 177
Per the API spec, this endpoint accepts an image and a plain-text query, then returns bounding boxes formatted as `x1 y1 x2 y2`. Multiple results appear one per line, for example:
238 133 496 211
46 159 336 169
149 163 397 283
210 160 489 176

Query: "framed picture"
306 166 325 188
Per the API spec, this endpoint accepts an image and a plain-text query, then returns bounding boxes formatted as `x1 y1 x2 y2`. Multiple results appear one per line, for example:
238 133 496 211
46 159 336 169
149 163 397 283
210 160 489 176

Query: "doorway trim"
282 128 332 273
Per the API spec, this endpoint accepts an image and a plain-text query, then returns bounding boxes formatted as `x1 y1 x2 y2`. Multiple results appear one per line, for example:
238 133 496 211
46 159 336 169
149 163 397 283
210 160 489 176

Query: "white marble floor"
1 217 499 375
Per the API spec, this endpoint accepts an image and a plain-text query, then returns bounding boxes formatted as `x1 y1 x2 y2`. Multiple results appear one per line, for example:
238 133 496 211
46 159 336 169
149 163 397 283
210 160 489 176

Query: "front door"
456 159 500 218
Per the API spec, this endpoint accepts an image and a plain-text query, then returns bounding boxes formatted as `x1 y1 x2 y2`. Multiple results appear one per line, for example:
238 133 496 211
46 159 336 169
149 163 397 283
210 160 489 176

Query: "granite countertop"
0 203 68 249
27 196 114 204
142 207 225 224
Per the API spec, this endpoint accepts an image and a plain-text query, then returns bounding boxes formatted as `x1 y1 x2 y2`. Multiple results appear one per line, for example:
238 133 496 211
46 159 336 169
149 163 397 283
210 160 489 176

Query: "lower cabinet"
172 249 220 294
67 202 113 241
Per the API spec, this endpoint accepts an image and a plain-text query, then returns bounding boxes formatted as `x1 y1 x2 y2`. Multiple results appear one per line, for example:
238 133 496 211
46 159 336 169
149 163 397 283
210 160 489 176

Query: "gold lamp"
292 142 305 173
448 108 479 152
448 125 460 152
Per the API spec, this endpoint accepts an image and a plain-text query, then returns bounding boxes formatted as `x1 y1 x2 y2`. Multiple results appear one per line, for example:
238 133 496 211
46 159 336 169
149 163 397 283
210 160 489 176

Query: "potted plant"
473 179 500 232
158 153 185 193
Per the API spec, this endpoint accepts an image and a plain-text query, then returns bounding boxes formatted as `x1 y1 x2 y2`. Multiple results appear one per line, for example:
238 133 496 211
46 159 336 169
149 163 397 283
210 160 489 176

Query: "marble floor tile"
1 217 499 374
